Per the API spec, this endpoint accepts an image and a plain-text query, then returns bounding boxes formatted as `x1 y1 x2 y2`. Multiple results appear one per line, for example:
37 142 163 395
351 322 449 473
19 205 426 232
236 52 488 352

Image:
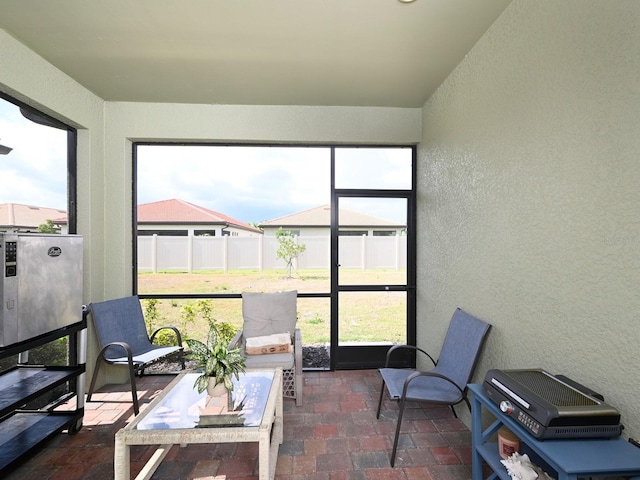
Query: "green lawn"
138 269 406 345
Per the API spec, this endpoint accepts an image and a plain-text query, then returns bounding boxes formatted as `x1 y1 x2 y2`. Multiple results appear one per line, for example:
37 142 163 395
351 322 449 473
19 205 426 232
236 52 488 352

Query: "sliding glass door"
331 148 416 369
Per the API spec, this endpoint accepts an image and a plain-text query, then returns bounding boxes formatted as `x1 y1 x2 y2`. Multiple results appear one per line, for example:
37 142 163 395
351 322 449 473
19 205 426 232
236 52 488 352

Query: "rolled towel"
245 332 292 355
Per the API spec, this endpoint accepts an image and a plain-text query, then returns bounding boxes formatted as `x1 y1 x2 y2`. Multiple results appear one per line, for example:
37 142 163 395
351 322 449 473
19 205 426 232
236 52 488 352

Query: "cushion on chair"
241 291 297 338
379 367 464 404
106 345 183 365
243 350 295 370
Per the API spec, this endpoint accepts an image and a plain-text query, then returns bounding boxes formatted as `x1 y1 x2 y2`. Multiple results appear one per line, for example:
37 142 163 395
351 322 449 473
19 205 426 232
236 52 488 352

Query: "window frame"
0 92 78 234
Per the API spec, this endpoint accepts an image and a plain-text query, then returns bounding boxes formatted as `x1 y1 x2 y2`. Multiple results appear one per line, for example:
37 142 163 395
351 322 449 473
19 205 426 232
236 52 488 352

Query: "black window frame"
132 143 415 300
0 92 78 234
132 142 416 371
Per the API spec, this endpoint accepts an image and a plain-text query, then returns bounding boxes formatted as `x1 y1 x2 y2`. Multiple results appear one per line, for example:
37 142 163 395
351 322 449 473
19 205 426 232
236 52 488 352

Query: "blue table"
469 383 640 480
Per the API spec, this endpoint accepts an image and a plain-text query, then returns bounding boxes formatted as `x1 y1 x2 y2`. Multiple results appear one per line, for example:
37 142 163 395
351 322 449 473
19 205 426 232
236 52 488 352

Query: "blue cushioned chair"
376 307 491 466
86 295 184 415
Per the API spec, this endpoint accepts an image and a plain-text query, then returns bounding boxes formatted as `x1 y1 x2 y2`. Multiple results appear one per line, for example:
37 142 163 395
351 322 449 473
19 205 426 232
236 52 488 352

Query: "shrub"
181 299 236 344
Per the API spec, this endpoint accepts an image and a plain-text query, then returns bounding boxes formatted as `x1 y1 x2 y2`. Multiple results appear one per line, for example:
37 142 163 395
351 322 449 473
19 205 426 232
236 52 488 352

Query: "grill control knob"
500 401 514 415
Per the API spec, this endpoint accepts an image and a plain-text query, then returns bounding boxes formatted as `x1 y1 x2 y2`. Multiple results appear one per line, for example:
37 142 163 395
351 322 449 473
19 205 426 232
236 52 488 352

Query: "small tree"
37 219 58 233
276 227 306 278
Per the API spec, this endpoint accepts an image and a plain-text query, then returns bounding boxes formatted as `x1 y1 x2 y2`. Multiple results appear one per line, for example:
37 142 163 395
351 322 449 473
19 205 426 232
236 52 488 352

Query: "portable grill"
483 369 622 440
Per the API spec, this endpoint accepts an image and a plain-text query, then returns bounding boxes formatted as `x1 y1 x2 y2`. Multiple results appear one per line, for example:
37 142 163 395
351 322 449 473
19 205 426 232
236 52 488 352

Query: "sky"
0 98 68 210
137 145 331 224
137 145 411 224
1 96 412 225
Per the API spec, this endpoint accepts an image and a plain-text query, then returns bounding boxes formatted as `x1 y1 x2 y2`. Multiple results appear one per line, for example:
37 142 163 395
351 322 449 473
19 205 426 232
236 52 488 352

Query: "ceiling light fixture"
0 140 12 155
398 0 417 3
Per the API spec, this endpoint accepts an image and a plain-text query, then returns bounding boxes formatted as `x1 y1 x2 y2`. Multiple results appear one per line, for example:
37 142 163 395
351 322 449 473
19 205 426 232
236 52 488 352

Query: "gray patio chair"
376 307 491 466
86 295 185 415
229 290 303 406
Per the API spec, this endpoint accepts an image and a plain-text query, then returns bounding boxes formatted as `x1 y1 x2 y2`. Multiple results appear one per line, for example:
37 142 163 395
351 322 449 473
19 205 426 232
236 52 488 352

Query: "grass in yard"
139 269 406 346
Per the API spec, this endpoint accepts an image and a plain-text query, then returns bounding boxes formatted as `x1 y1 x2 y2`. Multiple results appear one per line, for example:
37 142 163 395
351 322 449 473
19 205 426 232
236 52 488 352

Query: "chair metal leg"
376 380 386 419
86 356 103 402
87 356 140 415
377 377 404 466
390 395 407 467
128 361 140 415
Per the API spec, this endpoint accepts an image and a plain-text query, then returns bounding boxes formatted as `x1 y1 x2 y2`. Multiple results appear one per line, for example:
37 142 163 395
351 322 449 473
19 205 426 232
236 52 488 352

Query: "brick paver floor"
5 370 472 479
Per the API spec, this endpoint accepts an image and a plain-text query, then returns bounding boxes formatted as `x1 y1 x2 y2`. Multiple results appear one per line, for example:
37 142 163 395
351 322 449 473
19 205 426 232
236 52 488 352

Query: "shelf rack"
0 319 86 474
469 383 640 480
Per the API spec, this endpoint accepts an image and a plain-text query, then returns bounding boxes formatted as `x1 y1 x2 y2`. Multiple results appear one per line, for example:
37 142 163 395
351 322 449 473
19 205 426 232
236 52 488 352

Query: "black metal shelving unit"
0 319 86 474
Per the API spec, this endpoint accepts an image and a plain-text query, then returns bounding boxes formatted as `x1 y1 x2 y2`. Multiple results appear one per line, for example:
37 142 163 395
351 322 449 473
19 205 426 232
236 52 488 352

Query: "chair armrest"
149 326 183 347
384 344 436 368
229 330 244 349
403 370 466 402
99 341 136 364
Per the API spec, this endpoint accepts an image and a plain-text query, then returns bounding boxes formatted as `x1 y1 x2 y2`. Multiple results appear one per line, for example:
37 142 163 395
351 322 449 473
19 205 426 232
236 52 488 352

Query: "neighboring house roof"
0 203 67 231
138 199 261 233
259 205 405 229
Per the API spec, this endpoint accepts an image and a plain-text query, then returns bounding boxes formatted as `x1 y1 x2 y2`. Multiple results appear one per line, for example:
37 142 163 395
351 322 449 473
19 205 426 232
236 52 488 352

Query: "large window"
135 145 331 295
134 144 414 370
0 93 77 232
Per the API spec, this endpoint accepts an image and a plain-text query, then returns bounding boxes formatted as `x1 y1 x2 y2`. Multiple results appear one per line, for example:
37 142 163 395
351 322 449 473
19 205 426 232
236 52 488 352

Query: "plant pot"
207 379 228 397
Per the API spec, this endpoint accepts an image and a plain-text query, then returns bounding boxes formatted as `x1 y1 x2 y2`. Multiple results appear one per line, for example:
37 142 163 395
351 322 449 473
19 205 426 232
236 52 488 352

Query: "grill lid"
502 369 598 407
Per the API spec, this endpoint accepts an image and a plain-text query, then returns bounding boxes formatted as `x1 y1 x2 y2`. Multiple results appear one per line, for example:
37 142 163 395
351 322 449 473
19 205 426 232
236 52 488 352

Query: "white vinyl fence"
138 235 406 273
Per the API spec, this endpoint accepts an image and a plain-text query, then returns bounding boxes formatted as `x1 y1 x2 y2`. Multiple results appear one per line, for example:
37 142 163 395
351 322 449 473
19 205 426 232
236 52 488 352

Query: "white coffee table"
114 368 283 480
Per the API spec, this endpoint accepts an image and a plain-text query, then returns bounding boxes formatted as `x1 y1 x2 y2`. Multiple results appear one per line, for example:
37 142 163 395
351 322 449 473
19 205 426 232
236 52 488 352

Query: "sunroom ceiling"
0 0 511 108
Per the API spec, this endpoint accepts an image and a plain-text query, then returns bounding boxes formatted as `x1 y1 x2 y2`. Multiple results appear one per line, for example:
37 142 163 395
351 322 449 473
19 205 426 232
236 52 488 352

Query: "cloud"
137 145 331 222
0 100 68 209
136 144 413 224
1 97 413 225
335 147 412 189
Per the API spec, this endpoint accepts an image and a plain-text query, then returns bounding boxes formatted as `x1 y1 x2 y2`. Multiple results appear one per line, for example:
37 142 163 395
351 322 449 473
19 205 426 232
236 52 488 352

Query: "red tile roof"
138 199 261 233
0 203 67 230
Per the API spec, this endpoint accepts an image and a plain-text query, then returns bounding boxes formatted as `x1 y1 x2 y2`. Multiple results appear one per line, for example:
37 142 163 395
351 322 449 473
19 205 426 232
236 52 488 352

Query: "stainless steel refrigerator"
0 232 83 347
0 233 86 473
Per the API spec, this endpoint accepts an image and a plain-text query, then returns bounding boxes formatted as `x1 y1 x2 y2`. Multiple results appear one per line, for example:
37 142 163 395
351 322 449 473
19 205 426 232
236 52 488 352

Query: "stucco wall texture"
418 0 640 436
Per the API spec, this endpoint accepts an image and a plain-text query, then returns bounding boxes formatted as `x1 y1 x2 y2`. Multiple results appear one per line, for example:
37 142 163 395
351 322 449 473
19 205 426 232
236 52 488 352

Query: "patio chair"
229 290 303 406
376 307 491 466
86 295 185 415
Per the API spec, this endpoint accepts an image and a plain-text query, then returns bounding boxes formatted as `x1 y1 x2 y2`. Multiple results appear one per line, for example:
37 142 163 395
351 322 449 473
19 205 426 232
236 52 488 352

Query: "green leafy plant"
142 298 179 346
185 322 246 394
181 300 236 343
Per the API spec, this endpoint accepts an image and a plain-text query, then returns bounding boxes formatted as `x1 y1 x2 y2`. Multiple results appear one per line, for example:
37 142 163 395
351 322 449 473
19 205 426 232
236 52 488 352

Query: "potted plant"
185 322 246 396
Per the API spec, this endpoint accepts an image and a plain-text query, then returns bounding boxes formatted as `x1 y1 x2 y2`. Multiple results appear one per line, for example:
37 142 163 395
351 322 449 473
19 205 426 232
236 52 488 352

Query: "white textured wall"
418 0 640 435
